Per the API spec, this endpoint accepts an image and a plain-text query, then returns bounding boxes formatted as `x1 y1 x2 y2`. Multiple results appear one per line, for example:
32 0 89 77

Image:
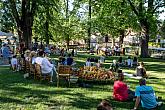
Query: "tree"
127 0 165 57
6 0 37 49
92 0 137 47
0 1 15 32
160 20 165 38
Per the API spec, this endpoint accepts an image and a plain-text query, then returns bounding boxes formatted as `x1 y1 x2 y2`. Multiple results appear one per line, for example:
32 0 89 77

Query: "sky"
68 0 165 21
158 8 165 20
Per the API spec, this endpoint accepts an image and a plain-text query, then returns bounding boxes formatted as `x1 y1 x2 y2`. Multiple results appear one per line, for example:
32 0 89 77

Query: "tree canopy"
0 0 165 57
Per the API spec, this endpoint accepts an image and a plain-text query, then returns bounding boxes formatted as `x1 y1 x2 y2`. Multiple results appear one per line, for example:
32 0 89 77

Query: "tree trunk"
8 0 36 50
66 35 69 50
66 0 69 50
22 15 32 49
119 30 125 47
45 7 49 45
140 20 150 58
45 20 49 45
88 0 91 50
140 33 149 58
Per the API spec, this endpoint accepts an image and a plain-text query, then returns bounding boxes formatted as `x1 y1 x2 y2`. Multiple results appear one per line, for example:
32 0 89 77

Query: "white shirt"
35 57 43 65
41 58 54 74
127 59 132 66
31 57 36 64
11 58 18 66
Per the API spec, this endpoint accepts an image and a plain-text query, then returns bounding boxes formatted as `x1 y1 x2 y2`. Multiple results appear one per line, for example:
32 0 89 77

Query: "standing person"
1 43 10 64
71 49 74 57
113 70 135 101
132 78 158 110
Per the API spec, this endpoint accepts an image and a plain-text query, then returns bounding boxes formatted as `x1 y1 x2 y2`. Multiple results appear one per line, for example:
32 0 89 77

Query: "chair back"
25 60 30 72
35 64 42 76
20 58 25 70
29 62 35 73
58 65 72 75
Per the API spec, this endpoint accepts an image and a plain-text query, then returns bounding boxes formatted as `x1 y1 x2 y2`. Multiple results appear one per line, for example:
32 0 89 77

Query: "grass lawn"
0 53 164 110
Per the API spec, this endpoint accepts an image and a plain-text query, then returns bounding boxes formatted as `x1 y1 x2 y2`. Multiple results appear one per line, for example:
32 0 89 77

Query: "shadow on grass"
0 96 32 104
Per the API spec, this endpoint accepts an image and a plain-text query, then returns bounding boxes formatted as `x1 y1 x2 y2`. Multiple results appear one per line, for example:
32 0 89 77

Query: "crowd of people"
0 41 162 110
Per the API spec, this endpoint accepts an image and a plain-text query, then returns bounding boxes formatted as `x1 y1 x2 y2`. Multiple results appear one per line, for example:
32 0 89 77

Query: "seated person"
66 54 73 65
24 50 31 61
11 55 18 72
30 51 37 64
86 58 91 66
132 78 158 110
127 56 132 68
35 51 54 82
44 45 51 54
132 56 138 66
34 51 44 65
97 99 113 110
113 70 135 101
100 55 105 63
118 56 123 66
134 62 147 78
109 60 119 72
96 61 102 68
58 56 66 65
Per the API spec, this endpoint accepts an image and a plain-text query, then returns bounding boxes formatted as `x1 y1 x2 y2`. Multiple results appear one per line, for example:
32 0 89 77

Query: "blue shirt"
2 46 10 58
67 57 73 65
135 85 157 109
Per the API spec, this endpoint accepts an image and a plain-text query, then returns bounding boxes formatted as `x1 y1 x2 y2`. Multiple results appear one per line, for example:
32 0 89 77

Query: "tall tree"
127 0 165 57
0 1 15 32
7 0 37 49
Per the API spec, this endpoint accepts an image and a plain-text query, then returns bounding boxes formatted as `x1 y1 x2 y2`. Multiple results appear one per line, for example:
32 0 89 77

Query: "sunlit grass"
0 54 165 110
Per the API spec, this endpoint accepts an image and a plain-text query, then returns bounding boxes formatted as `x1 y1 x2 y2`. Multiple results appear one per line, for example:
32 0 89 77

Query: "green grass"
0 54 164 110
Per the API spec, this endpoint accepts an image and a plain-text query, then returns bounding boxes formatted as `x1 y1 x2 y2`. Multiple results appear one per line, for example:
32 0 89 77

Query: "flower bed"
75 66 115 81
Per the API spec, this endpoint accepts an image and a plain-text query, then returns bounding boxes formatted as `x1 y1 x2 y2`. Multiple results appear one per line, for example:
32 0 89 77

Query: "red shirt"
113 80 128 101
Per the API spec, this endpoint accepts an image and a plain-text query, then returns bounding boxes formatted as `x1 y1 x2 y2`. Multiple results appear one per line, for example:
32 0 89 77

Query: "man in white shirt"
35 51 54 82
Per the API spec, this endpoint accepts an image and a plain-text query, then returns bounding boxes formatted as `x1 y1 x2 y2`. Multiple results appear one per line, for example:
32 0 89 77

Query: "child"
11 55 18 72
